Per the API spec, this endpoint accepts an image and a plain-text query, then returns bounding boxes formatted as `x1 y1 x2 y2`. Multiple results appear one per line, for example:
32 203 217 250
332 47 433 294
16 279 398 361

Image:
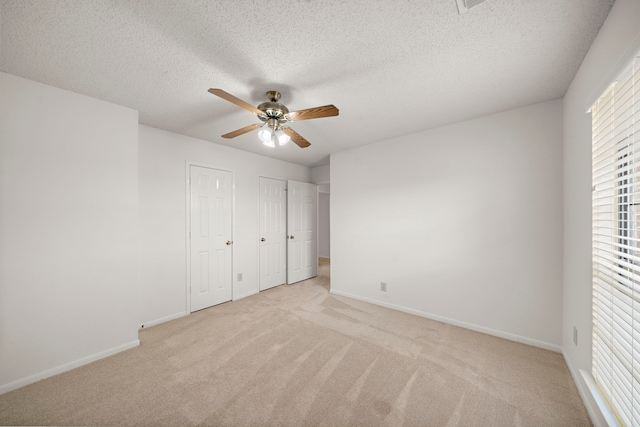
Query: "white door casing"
189 166 233 311
259 177 287 291
287 180 317 284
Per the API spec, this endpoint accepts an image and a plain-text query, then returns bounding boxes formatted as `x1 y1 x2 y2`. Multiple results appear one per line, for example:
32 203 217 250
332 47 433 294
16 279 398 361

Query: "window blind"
592 52 640 427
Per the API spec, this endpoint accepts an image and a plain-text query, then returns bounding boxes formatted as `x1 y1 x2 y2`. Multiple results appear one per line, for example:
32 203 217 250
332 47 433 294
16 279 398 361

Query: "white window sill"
580 369 621 427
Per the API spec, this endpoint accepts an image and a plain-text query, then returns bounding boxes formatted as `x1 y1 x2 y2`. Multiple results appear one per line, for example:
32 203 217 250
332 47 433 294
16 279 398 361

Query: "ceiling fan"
208 88 339 148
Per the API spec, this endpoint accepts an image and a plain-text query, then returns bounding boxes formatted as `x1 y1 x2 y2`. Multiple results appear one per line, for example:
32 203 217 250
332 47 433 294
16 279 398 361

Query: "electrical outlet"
573 327 578 346
380 282 387 292
237 273 243 281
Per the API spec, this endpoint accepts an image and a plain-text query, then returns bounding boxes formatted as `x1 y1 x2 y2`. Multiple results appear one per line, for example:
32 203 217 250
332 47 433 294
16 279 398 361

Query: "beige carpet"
0 259 590 426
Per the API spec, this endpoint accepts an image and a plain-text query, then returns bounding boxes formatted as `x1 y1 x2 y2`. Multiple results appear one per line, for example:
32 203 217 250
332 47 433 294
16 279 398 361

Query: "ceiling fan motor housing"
257 91 289 128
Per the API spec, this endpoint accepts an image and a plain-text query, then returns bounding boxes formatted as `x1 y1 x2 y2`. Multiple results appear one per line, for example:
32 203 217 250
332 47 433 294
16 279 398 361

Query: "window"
592 52 640 427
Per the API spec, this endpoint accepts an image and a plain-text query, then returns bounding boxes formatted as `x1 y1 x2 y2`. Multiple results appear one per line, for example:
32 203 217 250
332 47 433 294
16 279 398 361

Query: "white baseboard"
0 339 140 395
233 290 258 300
140 295 257 331
140 311 188 329
329 289 561 352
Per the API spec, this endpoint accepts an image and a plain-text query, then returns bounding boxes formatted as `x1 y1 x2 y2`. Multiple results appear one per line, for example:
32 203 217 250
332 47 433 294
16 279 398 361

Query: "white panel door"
259 177 287 291
287 180 317 284
190 166 233 312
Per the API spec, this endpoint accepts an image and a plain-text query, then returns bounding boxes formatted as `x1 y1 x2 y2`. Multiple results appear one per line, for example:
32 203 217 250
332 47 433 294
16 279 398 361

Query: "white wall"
137 125 310 327
331 99 564 350
311 165 330 184
0 73 140 393
562 0 640 424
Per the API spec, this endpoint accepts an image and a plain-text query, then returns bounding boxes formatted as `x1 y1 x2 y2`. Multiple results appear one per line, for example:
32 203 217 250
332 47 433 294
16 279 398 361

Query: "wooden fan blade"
287 104 339 121
209 88 263 115
282 127 311 148
222 123 262 139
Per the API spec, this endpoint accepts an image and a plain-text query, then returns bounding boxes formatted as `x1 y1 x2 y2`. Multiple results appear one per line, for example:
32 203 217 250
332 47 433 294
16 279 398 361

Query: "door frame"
185 161 235 314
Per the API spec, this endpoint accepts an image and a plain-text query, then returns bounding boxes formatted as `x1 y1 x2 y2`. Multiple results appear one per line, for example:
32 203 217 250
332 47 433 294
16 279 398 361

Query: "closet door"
259 177 287 291
189 166 233 311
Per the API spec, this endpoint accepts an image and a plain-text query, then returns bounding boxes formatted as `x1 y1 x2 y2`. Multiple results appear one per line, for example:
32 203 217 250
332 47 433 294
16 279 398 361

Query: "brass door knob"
226 240 232 246
289 235 294 239
261 237 266 242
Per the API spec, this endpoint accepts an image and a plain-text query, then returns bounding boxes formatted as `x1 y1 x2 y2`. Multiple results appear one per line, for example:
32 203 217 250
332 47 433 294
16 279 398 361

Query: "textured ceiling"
0 0 614 167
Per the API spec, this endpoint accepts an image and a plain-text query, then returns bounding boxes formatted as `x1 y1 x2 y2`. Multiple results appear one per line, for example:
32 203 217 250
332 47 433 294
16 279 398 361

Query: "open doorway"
313 165 331 291
318 187 330 262
317 184 330 294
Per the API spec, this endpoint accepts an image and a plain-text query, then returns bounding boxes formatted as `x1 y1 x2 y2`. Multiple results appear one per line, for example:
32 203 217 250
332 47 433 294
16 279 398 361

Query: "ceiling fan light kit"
257 123 290 147
208 88 339 149
276 130 290 145
258 127 275 147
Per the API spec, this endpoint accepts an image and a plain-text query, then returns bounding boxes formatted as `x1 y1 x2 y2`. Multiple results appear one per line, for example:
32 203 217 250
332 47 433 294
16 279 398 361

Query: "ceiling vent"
456 0 487 14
